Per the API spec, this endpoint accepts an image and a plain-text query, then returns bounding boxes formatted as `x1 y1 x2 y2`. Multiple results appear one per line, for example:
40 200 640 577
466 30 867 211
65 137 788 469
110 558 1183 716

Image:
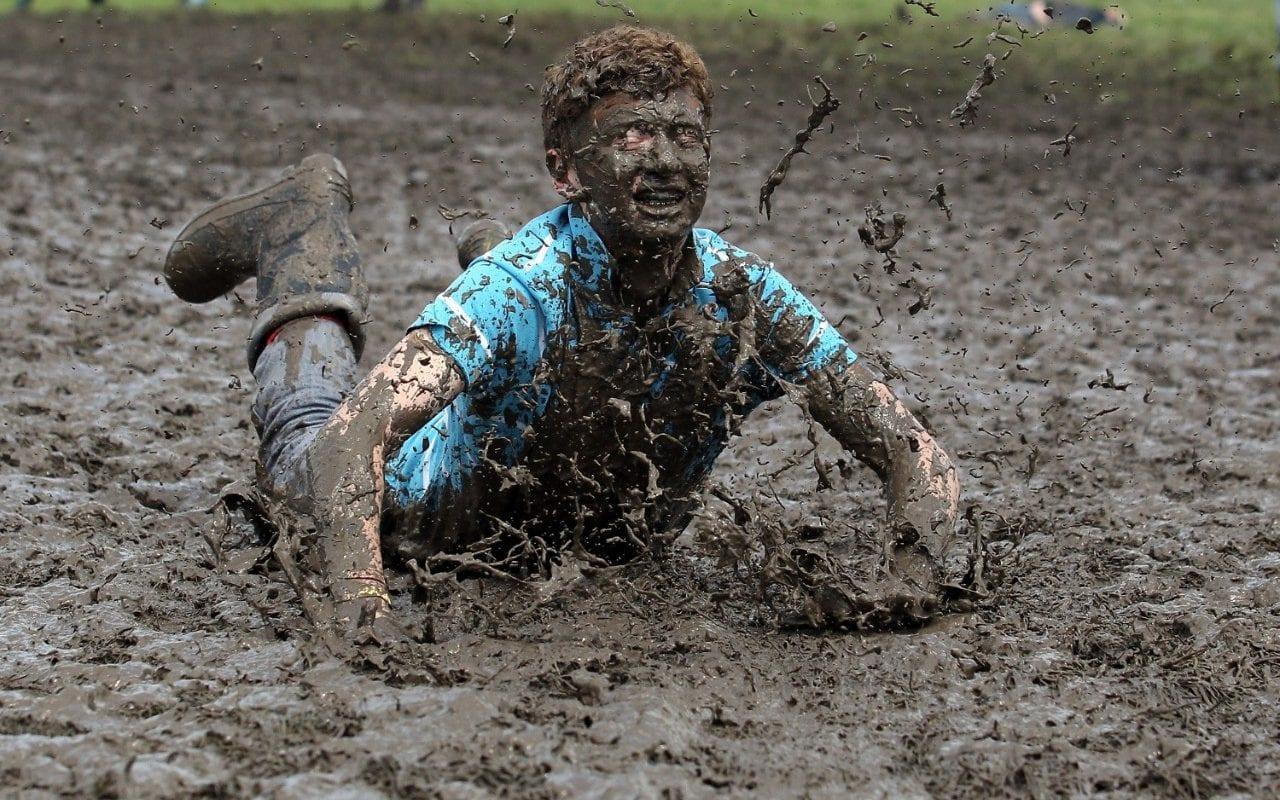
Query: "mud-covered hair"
541 25 713 156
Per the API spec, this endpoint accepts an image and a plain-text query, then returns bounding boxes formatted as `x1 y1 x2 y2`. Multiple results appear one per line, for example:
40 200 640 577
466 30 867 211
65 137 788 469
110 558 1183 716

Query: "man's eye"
675 127 704 146
620 124 655 145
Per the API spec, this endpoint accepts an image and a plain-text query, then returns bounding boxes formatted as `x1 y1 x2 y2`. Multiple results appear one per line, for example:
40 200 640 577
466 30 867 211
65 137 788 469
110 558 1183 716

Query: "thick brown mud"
2 13 1278 798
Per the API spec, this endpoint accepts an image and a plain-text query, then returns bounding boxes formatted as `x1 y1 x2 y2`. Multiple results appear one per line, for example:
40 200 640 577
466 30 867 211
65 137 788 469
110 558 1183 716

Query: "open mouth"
633 186 687 214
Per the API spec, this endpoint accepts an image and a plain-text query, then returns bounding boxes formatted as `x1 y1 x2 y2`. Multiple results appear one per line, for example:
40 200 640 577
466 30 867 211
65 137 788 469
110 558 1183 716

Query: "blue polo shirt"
385 203 856 508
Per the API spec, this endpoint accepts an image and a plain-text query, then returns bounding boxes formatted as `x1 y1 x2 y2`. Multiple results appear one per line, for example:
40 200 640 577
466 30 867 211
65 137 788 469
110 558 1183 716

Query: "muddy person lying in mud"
164 26 970 640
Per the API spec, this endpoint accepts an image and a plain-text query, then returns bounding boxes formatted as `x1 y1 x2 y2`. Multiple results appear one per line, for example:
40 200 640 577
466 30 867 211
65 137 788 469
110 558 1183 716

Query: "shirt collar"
564 202 709 317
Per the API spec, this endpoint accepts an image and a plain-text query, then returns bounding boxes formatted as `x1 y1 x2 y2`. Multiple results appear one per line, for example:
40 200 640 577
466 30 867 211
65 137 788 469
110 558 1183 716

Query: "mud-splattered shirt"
386 203 856 545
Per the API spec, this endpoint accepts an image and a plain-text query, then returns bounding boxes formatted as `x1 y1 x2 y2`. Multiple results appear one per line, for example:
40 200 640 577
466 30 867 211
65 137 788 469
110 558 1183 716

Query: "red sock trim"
265 314 344 347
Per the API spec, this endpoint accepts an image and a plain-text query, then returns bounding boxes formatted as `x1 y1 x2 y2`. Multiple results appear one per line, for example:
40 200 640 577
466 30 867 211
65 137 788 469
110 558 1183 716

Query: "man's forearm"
807 364 960 553
868 380 960 540
308 408 391 602
305 331 466 609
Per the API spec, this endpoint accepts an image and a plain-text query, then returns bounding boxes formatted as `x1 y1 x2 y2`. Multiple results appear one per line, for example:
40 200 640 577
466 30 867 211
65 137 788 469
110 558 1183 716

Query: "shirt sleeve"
746 263 857 384
407 260 544 393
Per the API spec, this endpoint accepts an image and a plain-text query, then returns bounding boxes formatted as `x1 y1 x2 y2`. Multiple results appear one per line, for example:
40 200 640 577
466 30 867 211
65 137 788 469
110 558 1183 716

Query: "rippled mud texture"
2 13 1279 798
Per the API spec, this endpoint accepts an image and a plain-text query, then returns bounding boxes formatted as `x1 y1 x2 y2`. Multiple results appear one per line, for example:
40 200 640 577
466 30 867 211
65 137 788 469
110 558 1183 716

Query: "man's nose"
642 133 680 173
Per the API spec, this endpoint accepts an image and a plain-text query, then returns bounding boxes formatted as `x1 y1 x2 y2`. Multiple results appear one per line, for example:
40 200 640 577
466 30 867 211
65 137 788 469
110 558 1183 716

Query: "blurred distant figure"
991 2 1124 29
15 0 110 8
380 0 424 11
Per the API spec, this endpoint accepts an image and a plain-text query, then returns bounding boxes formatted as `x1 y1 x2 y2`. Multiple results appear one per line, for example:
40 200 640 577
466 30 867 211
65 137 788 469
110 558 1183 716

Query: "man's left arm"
743 262 966 592
803 362 965 587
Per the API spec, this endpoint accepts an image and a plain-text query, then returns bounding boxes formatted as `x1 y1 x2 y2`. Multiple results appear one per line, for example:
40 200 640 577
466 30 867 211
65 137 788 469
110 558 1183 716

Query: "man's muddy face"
551 87 711 248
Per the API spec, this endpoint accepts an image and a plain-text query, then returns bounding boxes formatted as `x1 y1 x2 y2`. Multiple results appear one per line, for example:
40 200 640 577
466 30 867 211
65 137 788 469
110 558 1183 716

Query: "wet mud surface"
2 14 1278 798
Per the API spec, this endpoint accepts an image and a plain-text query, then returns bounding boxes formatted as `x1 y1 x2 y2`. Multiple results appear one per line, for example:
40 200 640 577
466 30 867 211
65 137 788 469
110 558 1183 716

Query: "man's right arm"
313 256 537 630
305 329 465 629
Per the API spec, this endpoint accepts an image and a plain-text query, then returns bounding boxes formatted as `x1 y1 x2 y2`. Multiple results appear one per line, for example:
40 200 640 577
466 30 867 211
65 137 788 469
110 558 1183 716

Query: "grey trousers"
250 318 359 506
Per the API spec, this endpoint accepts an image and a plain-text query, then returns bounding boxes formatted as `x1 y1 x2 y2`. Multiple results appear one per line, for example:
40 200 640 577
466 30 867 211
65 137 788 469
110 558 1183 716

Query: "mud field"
2 12 1278 799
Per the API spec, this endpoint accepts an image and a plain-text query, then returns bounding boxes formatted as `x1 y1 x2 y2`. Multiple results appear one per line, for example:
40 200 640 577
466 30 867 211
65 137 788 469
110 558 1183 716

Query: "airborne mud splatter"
1 13 1278 798
950 53 998 127
757 76 840 218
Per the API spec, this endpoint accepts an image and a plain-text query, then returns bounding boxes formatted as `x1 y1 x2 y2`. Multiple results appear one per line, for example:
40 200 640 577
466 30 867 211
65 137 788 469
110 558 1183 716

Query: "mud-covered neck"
565 202 702 321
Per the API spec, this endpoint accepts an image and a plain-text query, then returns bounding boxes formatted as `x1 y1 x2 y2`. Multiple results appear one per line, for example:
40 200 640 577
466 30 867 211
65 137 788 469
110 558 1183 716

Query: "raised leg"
164 154 368 503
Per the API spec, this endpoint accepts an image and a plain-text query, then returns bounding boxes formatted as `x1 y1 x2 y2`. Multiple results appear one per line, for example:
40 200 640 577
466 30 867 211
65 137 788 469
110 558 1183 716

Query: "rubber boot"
163 153 368 368
455 218 511 271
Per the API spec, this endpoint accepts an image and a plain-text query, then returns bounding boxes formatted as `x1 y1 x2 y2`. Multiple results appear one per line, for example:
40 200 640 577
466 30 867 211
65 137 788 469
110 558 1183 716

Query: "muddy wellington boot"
163 153 369 367
455 217 511 271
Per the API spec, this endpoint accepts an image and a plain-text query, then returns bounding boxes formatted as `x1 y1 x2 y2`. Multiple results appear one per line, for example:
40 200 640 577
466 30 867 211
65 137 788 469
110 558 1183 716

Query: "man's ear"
546 148 585 201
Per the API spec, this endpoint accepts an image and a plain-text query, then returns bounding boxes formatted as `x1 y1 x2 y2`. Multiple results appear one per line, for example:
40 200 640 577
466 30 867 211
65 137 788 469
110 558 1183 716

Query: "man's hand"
771 536 947 631
330 575 439 648
885 514 974 591
333 575 392 626
857 543 944 626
